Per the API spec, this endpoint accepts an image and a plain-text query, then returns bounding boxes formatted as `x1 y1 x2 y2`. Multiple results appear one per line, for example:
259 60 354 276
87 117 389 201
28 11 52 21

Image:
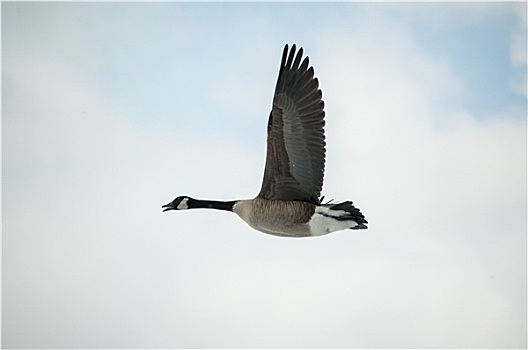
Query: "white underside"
308 206 359 236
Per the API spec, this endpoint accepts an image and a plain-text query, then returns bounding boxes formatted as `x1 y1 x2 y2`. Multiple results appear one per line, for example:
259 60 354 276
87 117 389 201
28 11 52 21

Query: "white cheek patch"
177 198 189 210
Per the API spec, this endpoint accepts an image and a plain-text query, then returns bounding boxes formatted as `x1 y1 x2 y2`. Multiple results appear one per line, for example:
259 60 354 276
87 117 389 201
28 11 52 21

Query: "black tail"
322 199 368 230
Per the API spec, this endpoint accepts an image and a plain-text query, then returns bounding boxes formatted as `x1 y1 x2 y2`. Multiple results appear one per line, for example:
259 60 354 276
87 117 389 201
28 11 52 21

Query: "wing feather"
258 44 326 204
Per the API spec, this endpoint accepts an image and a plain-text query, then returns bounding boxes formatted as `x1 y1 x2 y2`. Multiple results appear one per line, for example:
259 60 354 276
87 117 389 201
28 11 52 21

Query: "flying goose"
163 44 368 237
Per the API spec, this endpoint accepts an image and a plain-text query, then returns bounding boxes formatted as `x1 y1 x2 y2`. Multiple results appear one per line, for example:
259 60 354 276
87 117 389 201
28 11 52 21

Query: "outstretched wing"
258 44 326 205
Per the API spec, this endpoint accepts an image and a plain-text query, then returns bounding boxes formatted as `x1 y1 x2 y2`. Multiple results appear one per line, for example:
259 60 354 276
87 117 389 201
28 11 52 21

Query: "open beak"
162 202 175 212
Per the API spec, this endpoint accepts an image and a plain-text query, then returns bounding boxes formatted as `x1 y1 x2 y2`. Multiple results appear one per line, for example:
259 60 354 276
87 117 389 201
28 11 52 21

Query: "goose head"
162 196 190 211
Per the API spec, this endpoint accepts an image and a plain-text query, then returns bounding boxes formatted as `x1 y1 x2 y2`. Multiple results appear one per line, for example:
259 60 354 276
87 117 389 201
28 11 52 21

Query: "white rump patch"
308 206 358 236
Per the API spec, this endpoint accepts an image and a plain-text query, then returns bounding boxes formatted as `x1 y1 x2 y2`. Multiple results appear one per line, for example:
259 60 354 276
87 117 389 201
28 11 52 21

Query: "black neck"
188 198 237 212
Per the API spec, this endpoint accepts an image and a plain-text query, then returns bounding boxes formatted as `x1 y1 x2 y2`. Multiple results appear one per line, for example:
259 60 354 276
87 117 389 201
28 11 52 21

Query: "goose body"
163 44 368 237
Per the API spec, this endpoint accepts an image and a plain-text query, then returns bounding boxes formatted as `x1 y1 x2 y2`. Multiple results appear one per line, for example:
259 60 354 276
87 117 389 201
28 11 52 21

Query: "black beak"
162 202 175 212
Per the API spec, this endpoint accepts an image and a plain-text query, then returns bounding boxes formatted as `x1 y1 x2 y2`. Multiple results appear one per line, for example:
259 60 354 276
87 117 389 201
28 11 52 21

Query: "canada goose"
163 44 368 237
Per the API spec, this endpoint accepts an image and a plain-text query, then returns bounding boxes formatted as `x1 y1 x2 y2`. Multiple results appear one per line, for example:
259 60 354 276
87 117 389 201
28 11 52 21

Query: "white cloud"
315 15 526 348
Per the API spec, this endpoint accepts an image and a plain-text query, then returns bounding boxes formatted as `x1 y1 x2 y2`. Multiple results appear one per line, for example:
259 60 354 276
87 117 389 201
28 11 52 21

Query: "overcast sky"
3 2 527 348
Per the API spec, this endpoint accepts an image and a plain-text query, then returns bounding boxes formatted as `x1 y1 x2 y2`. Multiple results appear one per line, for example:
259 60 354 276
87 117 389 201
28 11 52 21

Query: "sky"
2 2 527 349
